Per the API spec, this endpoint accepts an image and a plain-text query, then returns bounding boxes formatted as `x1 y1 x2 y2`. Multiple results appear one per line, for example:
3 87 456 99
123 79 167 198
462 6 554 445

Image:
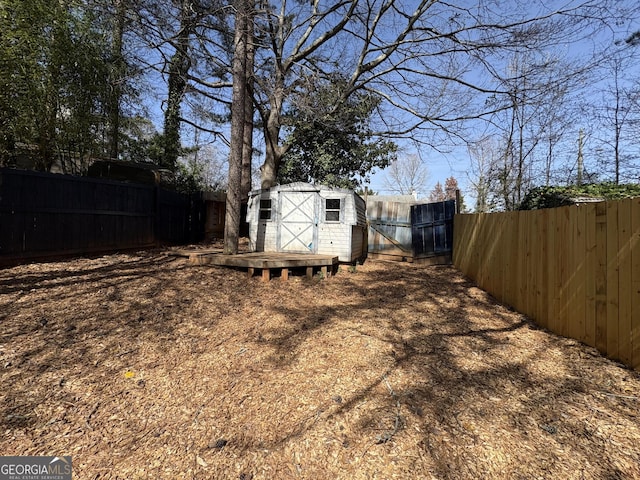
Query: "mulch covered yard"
1 247 639 479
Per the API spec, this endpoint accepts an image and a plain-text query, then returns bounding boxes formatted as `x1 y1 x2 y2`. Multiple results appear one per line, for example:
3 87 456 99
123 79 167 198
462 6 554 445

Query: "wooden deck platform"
171 250 339 281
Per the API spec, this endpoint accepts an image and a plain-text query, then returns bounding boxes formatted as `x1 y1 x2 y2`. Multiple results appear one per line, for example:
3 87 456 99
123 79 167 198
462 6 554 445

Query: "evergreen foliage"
519 183 640 210
0 0 112 171
0 0 151 172
278 76 397 189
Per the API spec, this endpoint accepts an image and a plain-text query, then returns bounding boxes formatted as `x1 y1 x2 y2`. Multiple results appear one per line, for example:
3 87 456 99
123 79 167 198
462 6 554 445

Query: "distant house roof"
365 194 419 204
87 159 173 186
567 196 605 204
249 182 361 197
202 191 226 202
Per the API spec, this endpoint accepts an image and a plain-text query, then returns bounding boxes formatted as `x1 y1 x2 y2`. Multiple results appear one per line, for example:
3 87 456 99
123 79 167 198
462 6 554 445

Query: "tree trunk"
38 75 57 171
107 0 126 161
241 14 254 199
163 0 191 171
260 109 285 188
258 43 288 189
614 91 621 184
224 0 249 254
38 21 63 172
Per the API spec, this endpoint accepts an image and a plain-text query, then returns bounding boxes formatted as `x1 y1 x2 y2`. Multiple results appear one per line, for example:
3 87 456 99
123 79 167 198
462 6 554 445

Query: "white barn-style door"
277 192 318 253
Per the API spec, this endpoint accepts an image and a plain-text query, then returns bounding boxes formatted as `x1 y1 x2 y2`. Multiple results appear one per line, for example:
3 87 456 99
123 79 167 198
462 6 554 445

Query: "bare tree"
249 1 631 189
592 50 640 184
130 0 638 246
490 52 565 209
428 182 446 202
381 154 429 197
444 177 460 201
467 138 499 213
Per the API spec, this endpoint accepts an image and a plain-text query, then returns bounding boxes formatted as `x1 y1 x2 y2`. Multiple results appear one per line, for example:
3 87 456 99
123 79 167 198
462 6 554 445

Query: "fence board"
367 201 413 258
454 197 640 371
519 211 529 315
606 201 619 359
511 211 520 308
570 204 586 342
618 199 633 366
584 204 597 348
411 200 455 258
595 202 608 354
492 214 506 299
555 208 565 336
368 199 454 261
517 211 527 313
536 209 548 329
632 197 640 370
547 208 559 335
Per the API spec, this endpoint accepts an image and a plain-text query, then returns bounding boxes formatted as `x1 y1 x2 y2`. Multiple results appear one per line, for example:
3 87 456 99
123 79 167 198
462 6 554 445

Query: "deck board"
171 250 339 281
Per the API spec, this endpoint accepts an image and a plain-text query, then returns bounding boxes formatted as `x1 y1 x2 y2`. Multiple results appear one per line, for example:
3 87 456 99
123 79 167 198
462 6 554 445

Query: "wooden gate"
277 191 317 253
411 199 455 258
367 198 455 263
367 200 413 260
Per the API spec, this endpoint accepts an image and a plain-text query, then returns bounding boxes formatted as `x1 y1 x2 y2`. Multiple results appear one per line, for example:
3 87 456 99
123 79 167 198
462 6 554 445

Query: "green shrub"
519 183 640 210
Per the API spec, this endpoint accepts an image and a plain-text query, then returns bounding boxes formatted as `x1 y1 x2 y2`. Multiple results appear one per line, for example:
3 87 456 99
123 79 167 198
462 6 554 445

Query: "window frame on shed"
259 198 273 220
324 197 342 223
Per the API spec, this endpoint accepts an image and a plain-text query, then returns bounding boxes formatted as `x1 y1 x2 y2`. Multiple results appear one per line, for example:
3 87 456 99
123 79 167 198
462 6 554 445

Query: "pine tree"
444 177 459 200
429 182 446 202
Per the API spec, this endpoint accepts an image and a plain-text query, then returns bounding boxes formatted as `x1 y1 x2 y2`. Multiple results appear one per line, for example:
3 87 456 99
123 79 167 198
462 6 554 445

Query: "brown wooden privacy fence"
0 168 205 264
453 198 640 371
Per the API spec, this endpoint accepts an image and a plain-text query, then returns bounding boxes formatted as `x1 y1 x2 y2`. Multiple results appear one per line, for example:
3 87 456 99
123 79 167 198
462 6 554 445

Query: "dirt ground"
1 246 639 480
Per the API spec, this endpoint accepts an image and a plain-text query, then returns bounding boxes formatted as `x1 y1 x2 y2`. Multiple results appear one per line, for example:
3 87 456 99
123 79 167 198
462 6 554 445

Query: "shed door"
278 192 317 253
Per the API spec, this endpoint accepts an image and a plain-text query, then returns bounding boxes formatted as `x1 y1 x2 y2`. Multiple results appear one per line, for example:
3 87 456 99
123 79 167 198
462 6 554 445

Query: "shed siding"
344 197 357 226
317 223 351 260
251 220 278 252
351 226 365 260
247 183 365 262
355 196 367 227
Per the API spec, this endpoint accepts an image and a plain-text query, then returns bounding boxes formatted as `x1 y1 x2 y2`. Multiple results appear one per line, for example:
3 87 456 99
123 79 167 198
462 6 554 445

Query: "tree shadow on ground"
1 255 637 478
255 262 637 479
0 252 244 433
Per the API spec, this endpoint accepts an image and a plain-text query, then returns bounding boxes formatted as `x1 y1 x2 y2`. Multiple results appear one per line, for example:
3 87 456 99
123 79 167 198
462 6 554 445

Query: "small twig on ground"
85 402 100 431
375 402 401 444
116 348 138 358
376 375 403 443
598 391 639 401
361 375 403 457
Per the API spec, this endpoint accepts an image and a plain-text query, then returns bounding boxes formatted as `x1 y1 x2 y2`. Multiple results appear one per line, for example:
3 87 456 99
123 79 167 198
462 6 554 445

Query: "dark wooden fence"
411 199 456 258
0 168 205 263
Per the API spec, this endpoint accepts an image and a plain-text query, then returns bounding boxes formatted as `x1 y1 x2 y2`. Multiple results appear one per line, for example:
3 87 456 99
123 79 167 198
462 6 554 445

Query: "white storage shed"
246 182 367 263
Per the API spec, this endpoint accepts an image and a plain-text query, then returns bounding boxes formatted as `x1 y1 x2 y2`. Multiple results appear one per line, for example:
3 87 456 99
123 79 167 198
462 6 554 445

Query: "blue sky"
143 0 640 207
364 1 640 205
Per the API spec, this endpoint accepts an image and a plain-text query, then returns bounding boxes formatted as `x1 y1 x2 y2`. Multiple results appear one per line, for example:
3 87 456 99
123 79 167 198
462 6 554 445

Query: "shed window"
259 199 272 220
325 198 341 222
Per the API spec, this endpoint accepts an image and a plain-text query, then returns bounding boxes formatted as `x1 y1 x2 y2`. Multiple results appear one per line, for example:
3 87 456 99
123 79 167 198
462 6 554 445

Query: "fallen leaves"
1 248 639 480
